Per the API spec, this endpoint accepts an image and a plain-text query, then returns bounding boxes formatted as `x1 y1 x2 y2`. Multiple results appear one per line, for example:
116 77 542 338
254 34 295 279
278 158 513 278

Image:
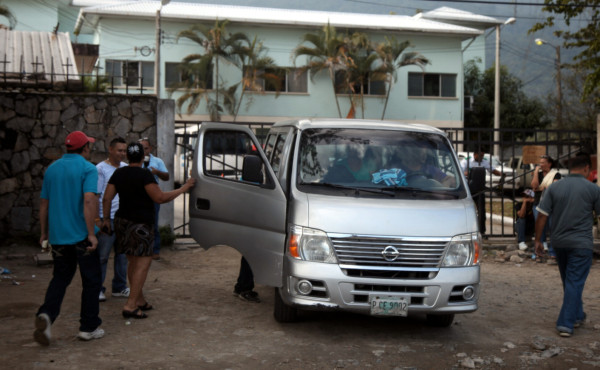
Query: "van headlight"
442 233 480 266
288 225 337 263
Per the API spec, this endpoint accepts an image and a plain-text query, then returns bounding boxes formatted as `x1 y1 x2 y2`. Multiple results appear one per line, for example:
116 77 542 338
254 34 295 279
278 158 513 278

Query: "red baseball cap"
65 131 95 150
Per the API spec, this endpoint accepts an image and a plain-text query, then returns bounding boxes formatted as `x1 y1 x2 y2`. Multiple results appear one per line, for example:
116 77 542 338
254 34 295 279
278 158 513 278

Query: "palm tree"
0 3 16 29
175 19 248 121
293 23 347 118
229 36 280 121
376 36 429 120
340 31 385 119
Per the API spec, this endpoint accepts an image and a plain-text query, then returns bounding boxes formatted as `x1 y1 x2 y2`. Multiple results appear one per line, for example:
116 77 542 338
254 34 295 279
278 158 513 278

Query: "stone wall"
0 92 172 239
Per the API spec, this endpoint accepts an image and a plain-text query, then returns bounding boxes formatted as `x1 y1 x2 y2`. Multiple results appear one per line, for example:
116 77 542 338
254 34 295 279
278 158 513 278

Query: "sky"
187 0 587 101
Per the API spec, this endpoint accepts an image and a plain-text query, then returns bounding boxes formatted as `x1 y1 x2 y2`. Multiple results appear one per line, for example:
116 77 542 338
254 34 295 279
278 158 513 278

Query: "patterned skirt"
114 217 155 257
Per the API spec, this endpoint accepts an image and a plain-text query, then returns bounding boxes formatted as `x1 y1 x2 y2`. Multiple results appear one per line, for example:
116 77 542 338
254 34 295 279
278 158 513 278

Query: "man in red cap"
35 130 105 345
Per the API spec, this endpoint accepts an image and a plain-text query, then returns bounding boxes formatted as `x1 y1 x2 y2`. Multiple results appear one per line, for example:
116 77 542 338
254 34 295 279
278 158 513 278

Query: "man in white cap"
35 130 104 345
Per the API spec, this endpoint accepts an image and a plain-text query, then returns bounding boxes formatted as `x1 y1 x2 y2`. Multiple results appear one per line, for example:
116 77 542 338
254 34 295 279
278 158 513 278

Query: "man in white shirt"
96 137 129 301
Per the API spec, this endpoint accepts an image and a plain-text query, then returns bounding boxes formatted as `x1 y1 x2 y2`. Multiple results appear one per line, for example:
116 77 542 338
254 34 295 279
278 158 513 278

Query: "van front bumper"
280 256 480 315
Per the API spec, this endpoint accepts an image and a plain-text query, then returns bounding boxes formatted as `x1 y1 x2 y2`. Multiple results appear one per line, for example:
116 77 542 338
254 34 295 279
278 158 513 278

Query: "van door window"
203 130 262 183
270 133 288 176
264 134 277 162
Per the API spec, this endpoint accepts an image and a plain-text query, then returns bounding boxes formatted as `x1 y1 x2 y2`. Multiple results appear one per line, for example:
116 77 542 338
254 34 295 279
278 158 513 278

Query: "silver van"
189 119 481 326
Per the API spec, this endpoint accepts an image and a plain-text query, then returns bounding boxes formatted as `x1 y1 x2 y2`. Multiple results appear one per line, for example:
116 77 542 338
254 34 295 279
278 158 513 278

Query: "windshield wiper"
300 182 395 196
387 185 459 198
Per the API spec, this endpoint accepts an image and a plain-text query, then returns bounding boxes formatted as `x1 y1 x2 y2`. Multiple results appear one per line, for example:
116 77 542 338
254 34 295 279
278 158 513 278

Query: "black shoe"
235 290 261 303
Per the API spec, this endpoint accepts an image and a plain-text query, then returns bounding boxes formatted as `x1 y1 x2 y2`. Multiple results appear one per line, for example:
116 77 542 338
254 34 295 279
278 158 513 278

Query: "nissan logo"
382 246 400 262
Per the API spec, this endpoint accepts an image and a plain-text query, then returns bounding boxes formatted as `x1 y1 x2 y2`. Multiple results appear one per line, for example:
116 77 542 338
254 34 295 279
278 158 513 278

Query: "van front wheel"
426 313 454 327
273 288 299 323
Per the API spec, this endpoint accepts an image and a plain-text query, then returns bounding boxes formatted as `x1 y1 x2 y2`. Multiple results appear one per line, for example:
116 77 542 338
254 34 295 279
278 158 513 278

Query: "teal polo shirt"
41 153 98 245
537 174 600 249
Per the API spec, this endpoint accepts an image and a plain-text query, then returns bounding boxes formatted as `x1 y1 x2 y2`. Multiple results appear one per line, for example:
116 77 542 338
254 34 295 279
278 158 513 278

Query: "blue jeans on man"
554 247 593 334
98 219 128 293
36 240 102 332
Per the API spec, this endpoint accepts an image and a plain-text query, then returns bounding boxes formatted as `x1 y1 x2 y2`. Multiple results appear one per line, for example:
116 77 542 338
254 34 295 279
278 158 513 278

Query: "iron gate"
441 127 596 238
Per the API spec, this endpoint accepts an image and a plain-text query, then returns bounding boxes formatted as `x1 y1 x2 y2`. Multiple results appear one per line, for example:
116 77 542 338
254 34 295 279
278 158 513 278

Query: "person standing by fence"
96 137 130 302
531 154 561 262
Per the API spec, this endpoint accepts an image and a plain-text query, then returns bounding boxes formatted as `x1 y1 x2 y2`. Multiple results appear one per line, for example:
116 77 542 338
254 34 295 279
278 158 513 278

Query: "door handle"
196 198 210 210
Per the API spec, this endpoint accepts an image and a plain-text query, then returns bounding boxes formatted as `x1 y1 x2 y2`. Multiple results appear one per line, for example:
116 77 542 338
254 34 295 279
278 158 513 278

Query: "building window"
105 60 154 88
334 71 386 96
245 68 307 93
408 73 456 98
165 62 213 90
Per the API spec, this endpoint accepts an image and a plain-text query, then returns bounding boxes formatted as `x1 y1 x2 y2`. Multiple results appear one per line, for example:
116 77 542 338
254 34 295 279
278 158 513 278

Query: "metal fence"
0 55 153 94
441 126 596 238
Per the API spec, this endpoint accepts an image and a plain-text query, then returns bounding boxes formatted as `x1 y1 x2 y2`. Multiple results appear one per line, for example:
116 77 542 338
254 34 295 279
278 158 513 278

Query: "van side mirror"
468 167 486 195
242 155 263 184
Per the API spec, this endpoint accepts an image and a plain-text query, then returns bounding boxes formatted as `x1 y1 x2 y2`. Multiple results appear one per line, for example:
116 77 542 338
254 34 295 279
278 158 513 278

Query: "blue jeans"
554 247 593 333
37 240 102 332
234 257 254 293
98 219 128 293
153 202 161 255
516 218 526 243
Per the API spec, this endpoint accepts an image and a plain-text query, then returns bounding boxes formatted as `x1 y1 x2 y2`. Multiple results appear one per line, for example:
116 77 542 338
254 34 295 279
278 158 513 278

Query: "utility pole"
155 0 170 99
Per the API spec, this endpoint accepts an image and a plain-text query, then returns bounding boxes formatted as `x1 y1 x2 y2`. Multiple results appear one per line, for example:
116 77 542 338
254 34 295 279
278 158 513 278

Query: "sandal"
138 302 153 311
122 308 148 319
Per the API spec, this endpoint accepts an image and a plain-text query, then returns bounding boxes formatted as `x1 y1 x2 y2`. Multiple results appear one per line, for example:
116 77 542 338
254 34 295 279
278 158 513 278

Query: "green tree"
529 0 600 104
0 3 16 29
175 19 248 121
230 36 280 121
464 60 550 137
294 23 347 118
338 31 381 118
560 67 600 131
375 36 429 120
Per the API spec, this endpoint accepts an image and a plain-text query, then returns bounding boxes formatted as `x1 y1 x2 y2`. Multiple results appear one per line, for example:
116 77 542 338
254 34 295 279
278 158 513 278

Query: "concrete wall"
0 92 175 239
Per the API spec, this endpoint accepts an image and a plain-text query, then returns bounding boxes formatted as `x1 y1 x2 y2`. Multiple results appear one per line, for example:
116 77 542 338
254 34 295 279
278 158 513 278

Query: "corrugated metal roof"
75 1 482 38
0 29 79 81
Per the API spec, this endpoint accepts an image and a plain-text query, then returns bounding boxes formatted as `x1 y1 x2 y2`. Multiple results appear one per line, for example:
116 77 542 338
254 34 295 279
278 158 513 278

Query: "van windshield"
297 128 466 198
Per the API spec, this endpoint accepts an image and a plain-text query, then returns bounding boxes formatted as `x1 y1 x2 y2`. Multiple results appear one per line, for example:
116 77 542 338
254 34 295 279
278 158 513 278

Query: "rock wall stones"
0 92 159 238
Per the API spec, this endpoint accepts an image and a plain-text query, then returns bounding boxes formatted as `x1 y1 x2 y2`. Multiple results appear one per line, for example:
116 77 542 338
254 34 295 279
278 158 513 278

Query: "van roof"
272 118 445 135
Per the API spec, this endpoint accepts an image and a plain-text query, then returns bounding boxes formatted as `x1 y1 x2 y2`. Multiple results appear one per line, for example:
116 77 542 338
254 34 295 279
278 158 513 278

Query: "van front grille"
329 234 449 270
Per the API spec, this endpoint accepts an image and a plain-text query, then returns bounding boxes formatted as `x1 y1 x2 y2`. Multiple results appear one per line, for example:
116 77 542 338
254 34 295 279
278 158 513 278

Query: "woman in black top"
530 155 561 259
102 142 195 319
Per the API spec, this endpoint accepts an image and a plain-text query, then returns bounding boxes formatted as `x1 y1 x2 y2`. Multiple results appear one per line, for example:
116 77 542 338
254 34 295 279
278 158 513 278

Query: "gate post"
157 99 175 230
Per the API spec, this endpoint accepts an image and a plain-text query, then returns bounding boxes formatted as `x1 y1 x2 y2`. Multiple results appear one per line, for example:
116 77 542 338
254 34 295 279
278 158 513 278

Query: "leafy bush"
159 225 176 246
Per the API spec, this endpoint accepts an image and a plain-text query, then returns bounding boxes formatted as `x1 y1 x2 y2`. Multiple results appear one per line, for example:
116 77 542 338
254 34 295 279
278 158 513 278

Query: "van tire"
426 313 454 327
273 288 299 323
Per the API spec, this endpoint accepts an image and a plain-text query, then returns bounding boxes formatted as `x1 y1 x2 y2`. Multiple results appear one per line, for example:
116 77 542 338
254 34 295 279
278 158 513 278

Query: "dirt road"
1 242 599 369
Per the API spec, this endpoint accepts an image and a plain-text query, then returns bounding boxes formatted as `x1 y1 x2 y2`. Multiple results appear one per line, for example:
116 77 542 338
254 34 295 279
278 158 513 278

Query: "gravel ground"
1 241 599 369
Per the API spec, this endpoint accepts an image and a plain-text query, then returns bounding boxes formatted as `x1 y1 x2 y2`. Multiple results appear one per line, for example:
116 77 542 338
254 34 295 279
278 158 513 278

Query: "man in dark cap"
35 130 104 345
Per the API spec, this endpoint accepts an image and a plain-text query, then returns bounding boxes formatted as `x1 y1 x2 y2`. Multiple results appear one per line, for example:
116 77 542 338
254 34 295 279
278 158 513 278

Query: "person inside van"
324 146 380 183
401 146 456 187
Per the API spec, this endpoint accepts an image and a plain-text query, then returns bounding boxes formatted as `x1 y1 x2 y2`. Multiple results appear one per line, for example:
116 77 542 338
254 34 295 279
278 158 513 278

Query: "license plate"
369 295 409 316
